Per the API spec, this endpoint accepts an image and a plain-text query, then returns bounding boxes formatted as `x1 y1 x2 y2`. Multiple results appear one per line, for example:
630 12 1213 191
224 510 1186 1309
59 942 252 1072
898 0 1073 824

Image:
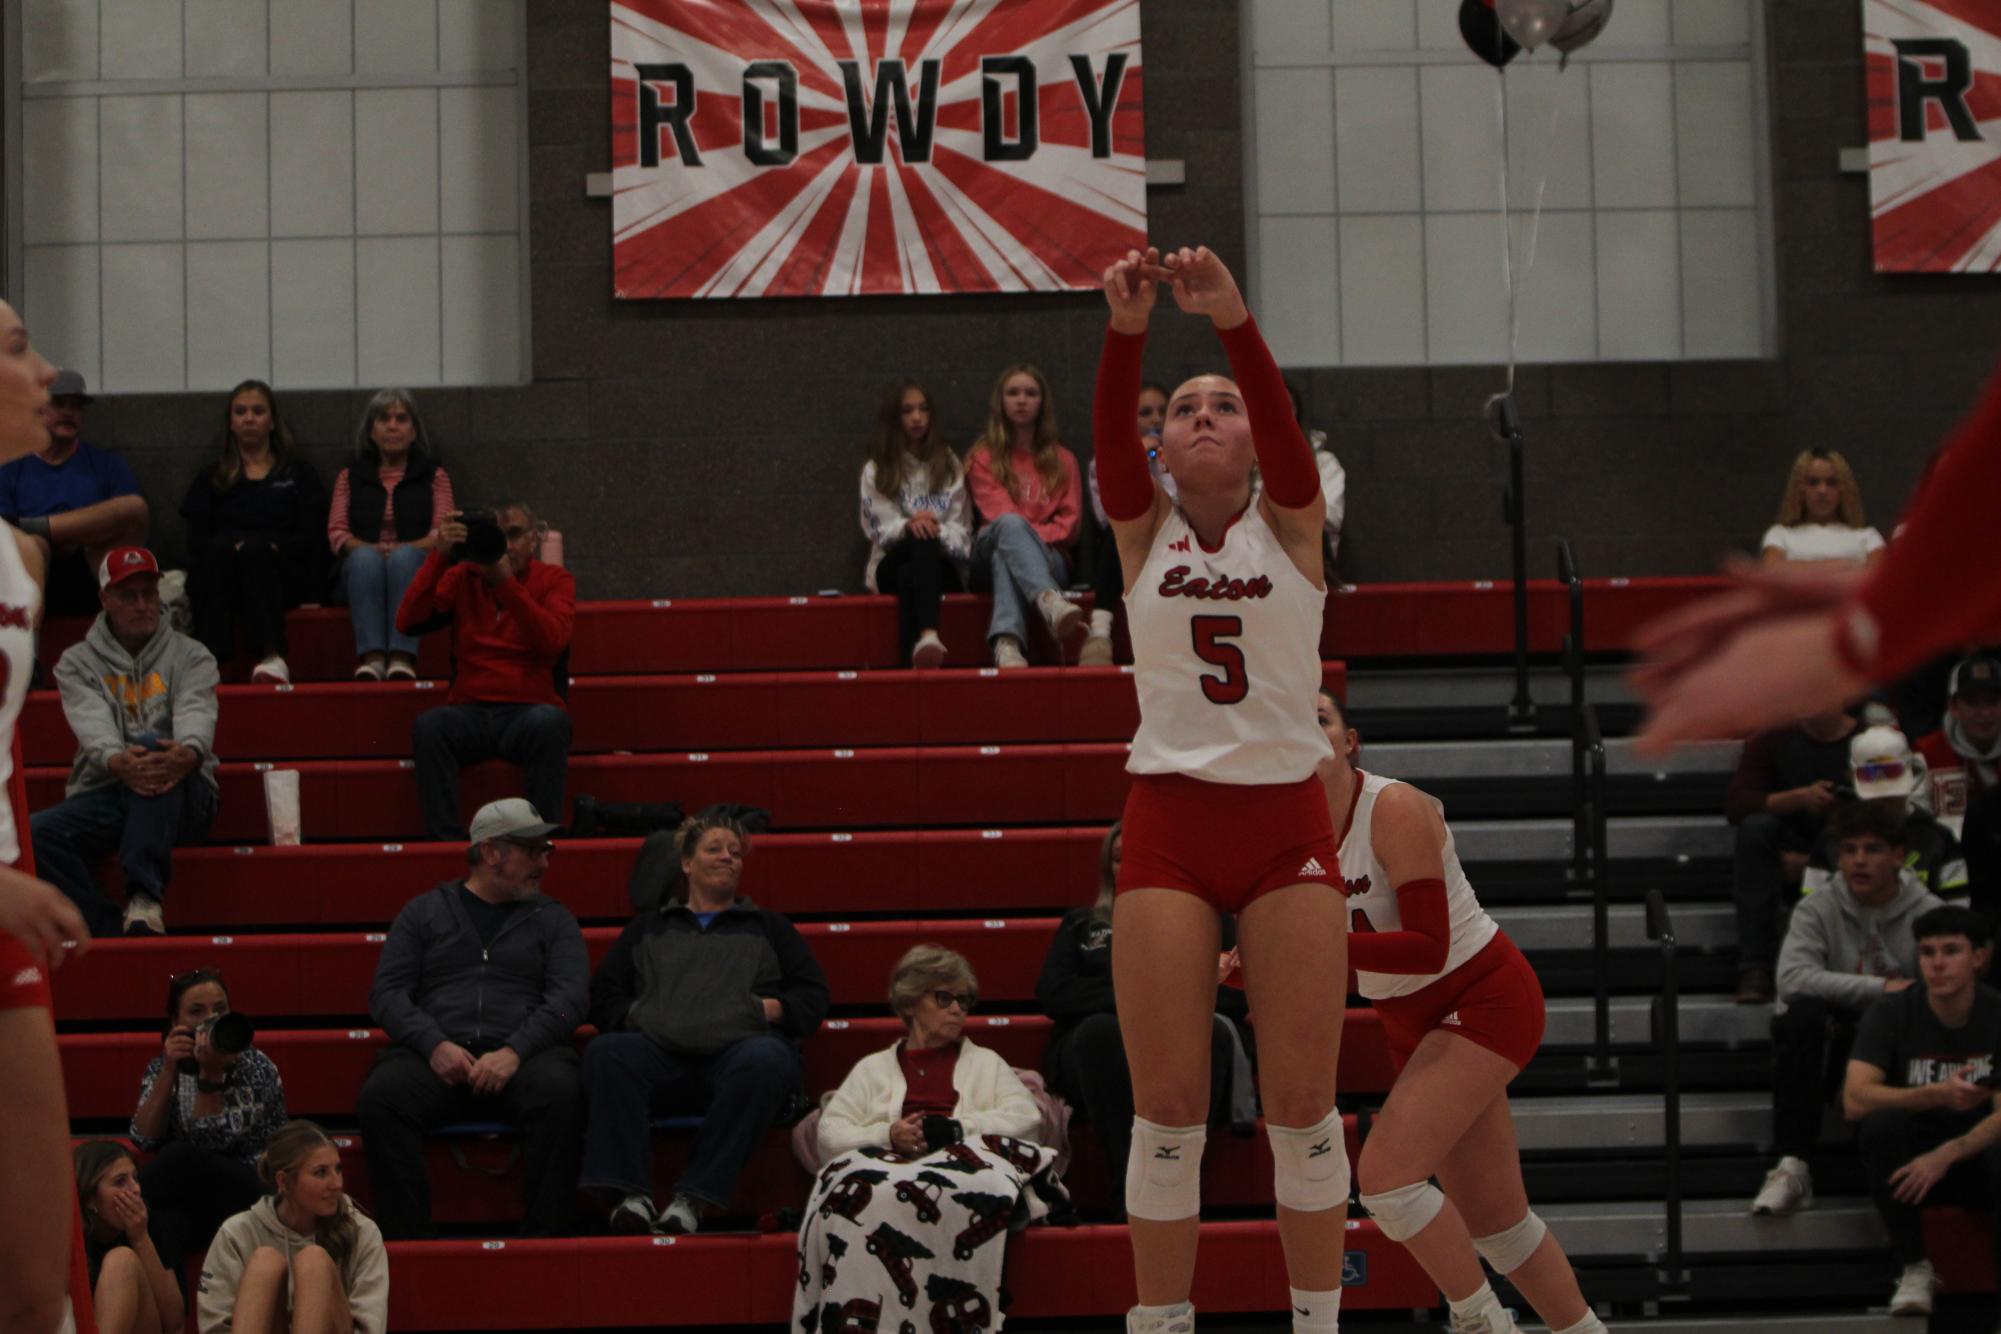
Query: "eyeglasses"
930 990 977 1012
1855 760 1908 784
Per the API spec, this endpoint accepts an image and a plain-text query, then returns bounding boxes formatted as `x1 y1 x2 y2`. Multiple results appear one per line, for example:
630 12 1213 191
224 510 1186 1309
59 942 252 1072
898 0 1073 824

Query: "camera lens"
208 1011 255 1057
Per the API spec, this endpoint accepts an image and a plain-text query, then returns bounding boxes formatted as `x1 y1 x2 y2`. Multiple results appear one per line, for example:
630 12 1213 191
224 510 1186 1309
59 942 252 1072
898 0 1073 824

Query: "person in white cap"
1799 725 1966 903
1915 653 2001 831
0 369 149 618
357 797 587 1239
31 546 219 938
1752 800 1947 1219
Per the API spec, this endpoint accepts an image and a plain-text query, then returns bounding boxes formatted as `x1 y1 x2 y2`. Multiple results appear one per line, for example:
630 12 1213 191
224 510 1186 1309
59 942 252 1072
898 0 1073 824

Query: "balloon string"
1490 68 1566 426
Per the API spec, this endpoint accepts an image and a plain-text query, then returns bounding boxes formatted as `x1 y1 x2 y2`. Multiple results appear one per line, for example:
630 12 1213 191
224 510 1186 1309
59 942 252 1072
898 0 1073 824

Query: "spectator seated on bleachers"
397 503 576 841
1080 380 1171 667
1842 905 2001 1317
357 798 586 1240
1916 654 2001 833
328 389 454 682
1726 708 1860 1004
1035 822 1252 1217
1752 801 1947 1219
0 369 148 618
798 944 1061 1329
859 377 971 670
965 364 1084 669
32 547 218 938
1801 726 1966 901
581 813 829 1237
1760 447 1885 569
129 968 286 1279
74 1141 187 1334
1285 378 1347 575
177 380 327 686
199 1120 388 1334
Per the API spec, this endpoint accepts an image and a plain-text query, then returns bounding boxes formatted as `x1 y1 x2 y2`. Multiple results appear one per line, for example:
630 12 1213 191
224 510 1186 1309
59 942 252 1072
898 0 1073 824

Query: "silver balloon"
1495 0 1571 51
1552 0 1614 61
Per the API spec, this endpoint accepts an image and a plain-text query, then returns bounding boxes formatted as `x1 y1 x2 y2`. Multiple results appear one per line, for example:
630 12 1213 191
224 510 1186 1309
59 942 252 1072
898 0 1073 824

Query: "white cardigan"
817 1037 1039 1161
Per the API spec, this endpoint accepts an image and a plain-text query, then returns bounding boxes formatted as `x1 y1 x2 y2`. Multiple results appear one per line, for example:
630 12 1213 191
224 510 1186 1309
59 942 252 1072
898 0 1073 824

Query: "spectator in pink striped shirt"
328 390 454 681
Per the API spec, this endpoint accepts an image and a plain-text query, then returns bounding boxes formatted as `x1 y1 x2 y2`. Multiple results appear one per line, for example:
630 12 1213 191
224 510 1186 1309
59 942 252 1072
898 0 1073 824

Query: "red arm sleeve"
1092 325 1158 522
1346 878 1451 975
1215 315 1319 510
395 548 452 635
1842 361 2001 682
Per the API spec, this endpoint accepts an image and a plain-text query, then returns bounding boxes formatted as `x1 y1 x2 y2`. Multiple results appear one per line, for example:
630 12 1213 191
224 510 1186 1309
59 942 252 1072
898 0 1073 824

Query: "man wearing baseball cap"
1915 653 2001 833
358 798 587 1239
1800 725 1967 905
0 370 148 616
29 546 218 936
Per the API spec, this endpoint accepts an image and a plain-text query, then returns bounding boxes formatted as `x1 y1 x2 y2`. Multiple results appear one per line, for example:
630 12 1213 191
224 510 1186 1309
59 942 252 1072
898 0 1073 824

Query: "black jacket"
342 456 439 546
590 897 829 1055
179 457 328 580
1035 907 1247 1047
369 880 589 1061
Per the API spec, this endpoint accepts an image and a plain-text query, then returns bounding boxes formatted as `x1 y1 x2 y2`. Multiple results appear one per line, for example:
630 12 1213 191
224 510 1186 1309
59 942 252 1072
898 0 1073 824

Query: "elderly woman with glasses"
797 945 1065 1333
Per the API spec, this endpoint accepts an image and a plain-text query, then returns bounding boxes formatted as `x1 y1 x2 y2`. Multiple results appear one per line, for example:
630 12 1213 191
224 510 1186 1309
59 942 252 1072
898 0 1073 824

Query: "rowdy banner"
610 0 1147 299
1864 0 2001 273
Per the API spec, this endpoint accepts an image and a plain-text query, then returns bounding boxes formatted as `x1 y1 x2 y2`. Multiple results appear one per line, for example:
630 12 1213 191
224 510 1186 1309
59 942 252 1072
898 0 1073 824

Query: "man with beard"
0 370 147 617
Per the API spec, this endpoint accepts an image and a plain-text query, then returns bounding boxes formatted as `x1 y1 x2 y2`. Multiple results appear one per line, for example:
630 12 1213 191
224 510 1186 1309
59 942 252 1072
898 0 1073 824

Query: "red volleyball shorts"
1116 772 1346 913
0 933 52 1010
1372 932 1546 1073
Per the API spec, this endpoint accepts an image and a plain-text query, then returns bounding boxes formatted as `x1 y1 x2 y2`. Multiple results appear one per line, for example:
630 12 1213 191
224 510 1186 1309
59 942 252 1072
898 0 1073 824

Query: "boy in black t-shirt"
1843 905 2001 1317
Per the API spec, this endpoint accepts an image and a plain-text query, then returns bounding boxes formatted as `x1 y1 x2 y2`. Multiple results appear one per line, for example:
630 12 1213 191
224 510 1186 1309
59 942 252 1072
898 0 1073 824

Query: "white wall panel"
186 0 269 78
355 0 438 75
99 2 184 80
440 0 519 72
101 246 187 392
269 0 353 76
271 240 356 389
1510 211 1597 362
357 238 443 385
355 89 441 235
1595 211 1681 360
22 0 98 83
440 87 519 233
1674 0 1753 45
1590 63 1677 208
1338 216 1425 365
185 94 270 240
442 235 521 384
1675 62 1756 207
1420 66 1504 212
271 92 355 239
1250 0 1328 62
1255 70 1336 214
1257 216 1341 365
99 97 185 244
1681 209 1762 358
1425 212 1509 364
1334 68 1420 214
22 246 102 388
22 99 99 245
186 242 272 387
1332 1 1416 53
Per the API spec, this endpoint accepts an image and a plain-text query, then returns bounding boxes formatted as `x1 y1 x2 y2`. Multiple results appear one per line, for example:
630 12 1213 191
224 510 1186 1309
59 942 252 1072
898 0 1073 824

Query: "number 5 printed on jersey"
1191 615 1247 704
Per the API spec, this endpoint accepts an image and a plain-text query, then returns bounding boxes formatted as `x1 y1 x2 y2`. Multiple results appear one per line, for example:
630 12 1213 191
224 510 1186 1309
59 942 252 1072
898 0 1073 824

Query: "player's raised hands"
1157 246 1249 329
1103 247 1161 335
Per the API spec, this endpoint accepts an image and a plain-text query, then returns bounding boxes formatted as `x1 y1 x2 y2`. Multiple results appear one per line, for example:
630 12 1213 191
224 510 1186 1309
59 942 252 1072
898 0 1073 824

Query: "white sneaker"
251 655 291 685
1889 1260 1938 1316
1750 1156 1813 1216
122 893 165 937
1125 1303 1194 1334
1448 1294 1520 1333
911 630 947 670
993 636 1029 669
1036 589 1084 644
606 1193 656 1235
1078 633 1115 666
656 1194 700 1235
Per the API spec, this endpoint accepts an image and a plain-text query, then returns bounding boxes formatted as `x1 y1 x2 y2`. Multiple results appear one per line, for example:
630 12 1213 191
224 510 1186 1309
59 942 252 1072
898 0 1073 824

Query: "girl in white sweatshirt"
197 1121 387 1334
859 377 973 668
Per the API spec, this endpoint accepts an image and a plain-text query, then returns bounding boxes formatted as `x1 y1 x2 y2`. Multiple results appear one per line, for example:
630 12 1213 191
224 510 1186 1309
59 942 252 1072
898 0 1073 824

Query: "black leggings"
138 1140 263 1280
875 537 962 663
191 538 309 662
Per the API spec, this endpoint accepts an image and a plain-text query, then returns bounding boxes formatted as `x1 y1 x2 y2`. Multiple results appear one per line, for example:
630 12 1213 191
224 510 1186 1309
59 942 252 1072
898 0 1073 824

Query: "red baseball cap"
98 547 161 589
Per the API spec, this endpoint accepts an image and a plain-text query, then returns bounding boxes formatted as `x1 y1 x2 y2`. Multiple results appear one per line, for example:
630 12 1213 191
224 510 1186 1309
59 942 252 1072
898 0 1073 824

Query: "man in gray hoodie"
31 547 218 937
1750 799 1947 1217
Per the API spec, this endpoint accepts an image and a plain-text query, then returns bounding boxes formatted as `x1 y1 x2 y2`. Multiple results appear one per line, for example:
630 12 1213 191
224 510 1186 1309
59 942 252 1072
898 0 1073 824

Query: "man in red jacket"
398 505 576 840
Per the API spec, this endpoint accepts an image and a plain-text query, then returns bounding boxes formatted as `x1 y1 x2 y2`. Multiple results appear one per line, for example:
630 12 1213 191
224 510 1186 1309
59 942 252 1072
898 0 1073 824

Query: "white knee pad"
1472 1210 1548 1274
1266 1109 1352 1213
1358 1180 1446 1242
1126 1117 1206 1221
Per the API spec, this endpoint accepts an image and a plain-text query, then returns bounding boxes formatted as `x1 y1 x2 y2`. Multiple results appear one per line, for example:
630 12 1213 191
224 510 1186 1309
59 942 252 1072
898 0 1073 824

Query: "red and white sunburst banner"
1865 0 2001 273
609 0 1147 299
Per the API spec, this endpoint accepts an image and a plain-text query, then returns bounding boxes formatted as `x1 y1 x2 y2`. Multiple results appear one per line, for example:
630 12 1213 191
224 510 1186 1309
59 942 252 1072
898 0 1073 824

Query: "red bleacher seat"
28 745 1140 841
92 827 1108 928
1923 1205 1996 1294
59 1012 1398 1122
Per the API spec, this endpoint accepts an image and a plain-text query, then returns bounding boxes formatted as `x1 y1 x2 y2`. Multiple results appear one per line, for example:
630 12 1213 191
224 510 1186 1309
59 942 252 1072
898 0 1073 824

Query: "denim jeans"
578 1032 803 1208
31 778 219 935
412 702 572 841
344 543 428 658
972 513 1069 647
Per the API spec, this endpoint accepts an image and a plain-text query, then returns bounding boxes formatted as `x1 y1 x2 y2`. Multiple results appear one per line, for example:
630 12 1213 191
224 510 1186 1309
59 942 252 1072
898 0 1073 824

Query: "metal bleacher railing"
1558 538 1617 1086
1646 886 1689 1292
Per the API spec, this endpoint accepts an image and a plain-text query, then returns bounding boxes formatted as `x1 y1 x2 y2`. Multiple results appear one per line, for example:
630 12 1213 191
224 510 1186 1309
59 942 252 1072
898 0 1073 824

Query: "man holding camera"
357 798 589 1238
397 503 576 841
32 547 219 936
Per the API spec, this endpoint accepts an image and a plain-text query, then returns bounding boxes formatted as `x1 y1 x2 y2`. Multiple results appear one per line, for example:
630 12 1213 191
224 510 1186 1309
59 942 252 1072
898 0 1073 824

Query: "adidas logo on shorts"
11 965 43 989
1298 857 1328 878
1441 1011 1462 1027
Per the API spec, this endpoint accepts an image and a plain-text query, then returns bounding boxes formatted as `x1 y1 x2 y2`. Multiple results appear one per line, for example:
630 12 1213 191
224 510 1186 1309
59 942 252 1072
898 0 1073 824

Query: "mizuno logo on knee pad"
1154 1147 1181 1160
1308 1139 1331 1157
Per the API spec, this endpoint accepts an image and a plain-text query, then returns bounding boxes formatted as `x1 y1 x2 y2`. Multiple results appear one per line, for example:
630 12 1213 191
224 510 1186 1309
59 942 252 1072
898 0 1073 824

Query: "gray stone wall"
68 0 2001 598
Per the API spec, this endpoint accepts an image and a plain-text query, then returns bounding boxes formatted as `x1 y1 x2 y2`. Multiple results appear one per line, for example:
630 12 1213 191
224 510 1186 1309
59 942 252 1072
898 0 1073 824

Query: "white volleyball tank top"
1338 771 1498 999
1126 503 1333 784
0 529 40 863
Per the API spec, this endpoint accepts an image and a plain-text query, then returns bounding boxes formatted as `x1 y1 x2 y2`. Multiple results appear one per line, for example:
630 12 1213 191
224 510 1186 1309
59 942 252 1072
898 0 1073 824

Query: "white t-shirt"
0 529 39 864
1761 523 1885 565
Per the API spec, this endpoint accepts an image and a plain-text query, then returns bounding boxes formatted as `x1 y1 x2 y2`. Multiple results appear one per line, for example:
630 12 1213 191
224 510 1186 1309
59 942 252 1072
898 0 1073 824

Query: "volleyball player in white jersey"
1095 247 1351 1334
1315 690 1604 1334
0 298 99 1334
